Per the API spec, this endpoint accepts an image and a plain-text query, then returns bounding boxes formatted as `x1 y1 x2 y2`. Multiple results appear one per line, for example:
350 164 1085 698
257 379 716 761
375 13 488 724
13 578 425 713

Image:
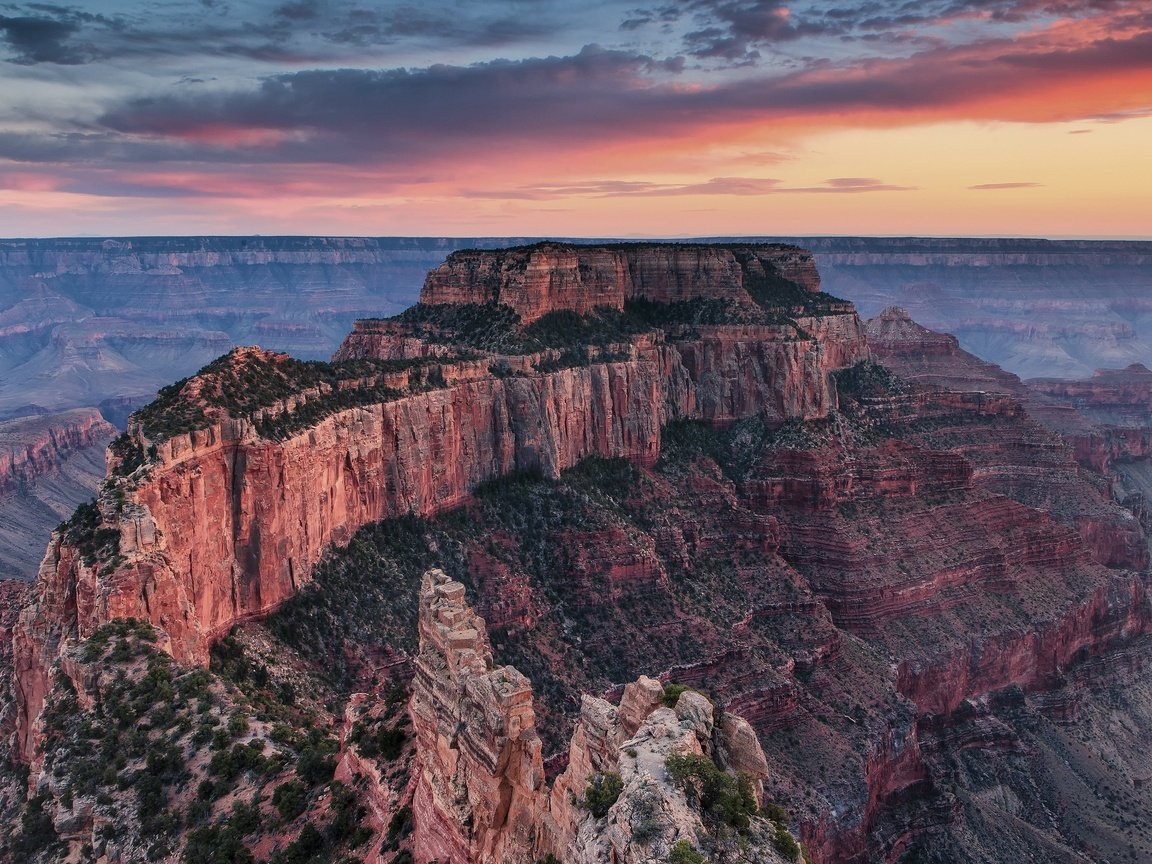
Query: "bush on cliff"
668 840 708 864
583 771 624 818
771 822 802 862
661 682 692 708
665 755 758 831
182 825 254 864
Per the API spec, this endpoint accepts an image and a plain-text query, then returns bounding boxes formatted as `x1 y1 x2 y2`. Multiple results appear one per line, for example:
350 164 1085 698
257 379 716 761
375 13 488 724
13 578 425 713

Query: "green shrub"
273 780 308 820
668 840 708 864
665 755 758 831
229 798 262 836
386 805 412 841
10 794 61 860
297 744 336 785
326 782 369 847
771 822 802 861
276 822 325 864
661 683 691 708
583 771 624 818
762 802 788 824
182 825 253 864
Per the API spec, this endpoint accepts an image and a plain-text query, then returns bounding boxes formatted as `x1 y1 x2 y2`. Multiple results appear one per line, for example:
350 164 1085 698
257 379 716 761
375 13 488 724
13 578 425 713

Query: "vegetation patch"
20 615 373 864
665 755 759 831
583 771 624 818
130 349 444 443
58 499 121 570
833 362 909 401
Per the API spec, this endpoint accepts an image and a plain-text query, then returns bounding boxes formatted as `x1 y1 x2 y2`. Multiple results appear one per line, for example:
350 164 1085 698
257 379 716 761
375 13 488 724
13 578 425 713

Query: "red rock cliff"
13 245 867 762
420 242 823 323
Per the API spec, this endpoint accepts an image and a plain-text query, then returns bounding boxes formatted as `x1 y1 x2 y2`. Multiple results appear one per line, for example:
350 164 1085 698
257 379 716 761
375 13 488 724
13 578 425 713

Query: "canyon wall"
0 409 116 579
0 409 114 496
9 242 1152 863
799 236 1152 379
0 236 515 418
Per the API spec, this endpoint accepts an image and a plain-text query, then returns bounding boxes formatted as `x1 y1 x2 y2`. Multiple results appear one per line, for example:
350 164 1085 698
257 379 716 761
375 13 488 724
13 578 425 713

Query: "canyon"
1 235 1147 418
1 234 1147 583
1 241 1152 863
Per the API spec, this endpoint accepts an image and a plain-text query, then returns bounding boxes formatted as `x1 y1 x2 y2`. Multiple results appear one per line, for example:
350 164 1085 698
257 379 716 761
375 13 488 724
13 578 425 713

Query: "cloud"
92 45 682 164
0 0 560 68
275 1 320 21
0 0 1148 213
968 182 1042 189
0 13 89 64
69 11 1150 171
461 175 912 200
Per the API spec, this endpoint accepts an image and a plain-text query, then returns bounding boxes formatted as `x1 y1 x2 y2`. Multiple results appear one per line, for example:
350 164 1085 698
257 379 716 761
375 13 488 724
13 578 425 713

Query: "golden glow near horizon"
2 115 1149 238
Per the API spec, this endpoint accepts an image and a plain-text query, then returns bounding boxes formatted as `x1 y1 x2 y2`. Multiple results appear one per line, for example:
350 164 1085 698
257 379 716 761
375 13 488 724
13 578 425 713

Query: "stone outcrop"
407 568 784 864
409 569 547 864
420 242 823 323
865 307 1020 395
810 236 1152 380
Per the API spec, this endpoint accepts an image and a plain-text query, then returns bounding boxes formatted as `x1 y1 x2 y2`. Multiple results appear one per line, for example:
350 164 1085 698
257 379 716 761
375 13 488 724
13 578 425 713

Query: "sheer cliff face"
13 243 866 762
420 243 823 323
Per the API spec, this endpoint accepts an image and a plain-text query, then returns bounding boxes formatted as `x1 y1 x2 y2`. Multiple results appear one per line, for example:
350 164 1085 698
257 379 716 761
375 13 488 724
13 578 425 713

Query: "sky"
0 0 1149 238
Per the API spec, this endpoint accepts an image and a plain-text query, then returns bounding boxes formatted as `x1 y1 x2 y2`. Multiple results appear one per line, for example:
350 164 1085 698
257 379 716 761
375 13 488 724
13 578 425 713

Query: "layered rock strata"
0 409 117 579
14 244 866 762
0 409 115 496
420 242 824 323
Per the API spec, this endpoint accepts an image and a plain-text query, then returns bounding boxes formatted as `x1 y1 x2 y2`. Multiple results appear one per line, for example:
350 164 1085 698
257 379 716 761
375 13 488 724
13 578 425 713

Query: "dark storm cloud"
0 0 565 67
95 45 680 161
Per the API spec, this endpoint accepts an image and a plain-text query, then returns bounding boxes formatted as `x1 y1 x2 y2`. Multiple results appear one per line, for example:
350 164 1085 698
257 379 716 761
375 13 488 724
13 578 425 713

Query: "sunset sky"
0 0 1149 238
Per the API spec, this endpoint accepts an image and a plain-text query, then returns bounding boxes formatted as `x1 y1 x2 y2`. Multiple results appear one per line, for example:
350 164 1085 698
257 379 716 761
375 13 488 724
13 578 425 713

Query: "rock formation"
408 568 787 864
12 243 865 762
420 242 823 323
409 569 547 864
7 241 1152 864
807 236 1152 379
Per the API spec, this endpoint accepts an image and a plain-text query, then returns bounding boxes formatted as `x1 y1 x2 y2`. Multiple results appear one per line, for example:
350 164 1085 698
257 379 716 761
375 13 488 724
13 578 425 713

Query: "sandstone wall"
13 313 866 760
420 243 822 322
